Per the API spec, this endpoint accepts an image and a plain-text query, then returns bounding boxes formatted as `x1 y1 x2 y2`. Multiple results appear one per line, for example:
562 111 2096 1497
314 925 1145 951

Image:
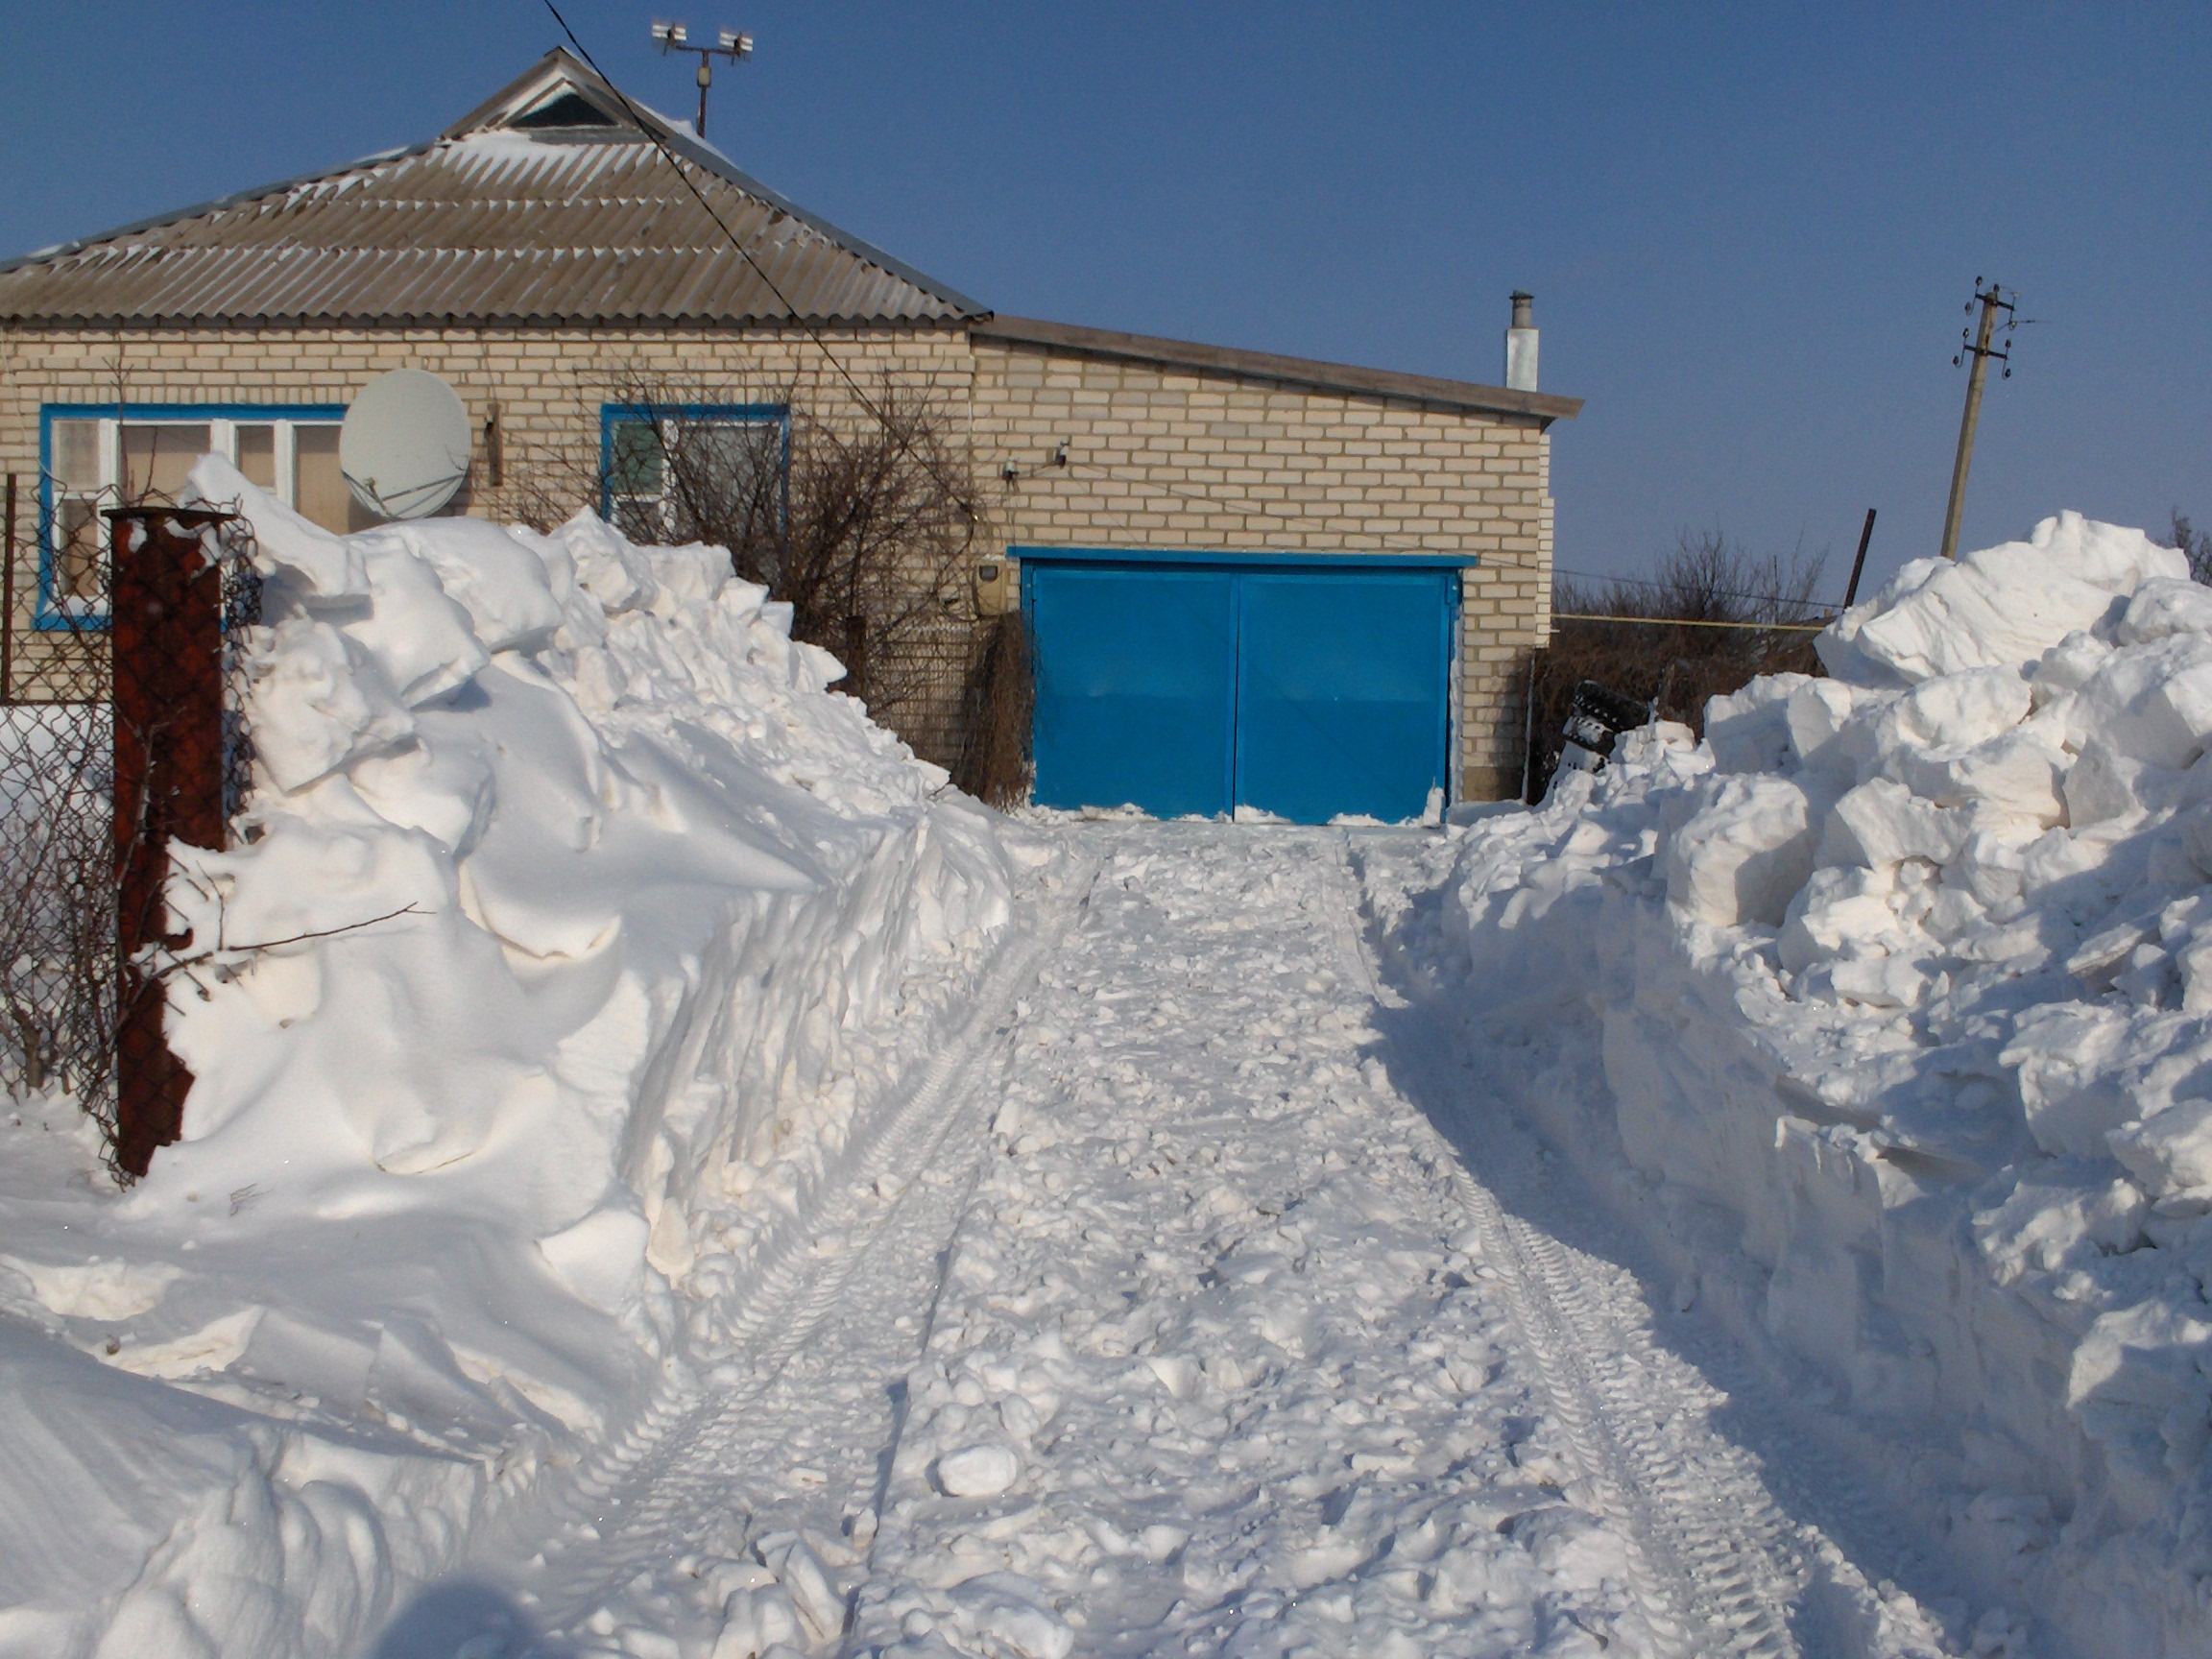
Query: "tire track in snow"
478 853 1103 1645
1324 831 1811 1659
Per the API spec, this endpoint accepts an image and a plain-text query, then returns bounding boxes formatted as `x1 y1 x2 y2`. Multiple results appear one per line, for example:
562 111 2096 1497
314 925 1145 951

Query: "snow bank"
0 459 1021 1657
1416 514 2212 1656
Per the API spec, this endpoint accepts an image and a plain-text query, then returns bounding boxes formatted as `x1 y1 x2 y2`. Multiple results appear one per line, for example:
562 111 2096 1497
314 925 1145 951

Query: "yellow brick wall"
0 323 1552 799
967 339 1551 800
0 322 974 524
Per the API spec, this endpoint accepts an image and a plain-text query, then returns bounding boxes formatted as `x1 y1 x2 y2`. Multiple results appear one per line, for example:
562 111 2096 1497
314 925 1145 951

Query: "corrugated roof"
0 51 985 327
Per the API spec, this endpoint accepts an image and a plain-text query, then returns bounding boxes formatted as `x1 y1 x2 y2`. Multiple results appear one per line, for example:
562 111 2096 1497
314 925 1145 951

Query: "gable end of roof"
0 48 987 325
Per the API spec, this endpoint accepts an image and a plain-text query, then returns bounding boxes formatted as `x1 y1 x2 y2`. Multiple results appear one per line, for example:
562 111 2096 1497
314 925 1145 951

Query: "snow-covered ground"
375 824 1985 1659
5 495 2208 1657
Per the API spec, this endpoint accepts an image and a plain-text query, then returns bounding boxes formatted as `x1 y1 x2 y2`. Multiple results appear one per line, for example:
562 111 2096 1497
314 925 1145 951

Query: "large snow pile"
1412 513 2212 1657
0 458 1019 1658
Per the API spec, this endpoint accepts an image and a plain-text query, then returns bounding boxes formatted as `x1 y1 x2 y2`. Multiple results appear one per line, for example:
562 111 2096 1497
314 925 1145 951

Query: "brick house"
0 49 1578 814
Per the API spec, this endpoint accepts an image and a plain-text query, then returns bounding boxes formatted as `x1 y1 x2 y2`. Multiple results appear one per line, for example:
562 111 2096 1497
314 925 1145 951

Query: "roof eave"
0 140 441 279
971 315 1583 424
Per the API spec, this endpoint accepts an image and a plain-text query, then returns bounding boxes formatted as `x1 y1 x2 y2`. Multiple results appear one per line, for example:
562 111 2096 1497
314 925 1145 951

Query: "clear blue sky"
5 3 2204 597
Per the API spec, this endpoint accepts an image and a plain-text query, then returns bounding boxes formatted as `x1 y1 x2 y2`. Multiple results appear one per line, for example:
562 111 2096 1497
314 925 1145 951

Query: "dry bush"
0 484 119 1149
510 371 997 763
1524 531 1829 800
952 611 1032 809
2166 512 2212 586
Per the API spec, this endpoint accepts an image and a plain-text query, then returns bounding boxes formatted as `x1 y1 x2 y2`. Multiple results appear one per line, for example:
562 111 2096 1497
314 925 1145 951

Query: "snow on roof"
0 50 985 327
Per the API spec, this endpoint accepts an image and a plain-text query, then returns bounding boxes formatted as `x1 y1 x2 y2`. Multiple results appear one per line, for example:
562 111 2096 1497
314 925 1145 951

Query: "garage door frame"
1017 545 1478 822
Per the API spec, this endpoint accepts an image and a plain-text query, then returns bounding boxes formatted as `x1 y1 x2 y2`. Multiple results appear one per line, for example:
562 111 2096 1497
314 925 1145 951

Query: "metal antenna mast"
652 22 753 138
1938 278 2017 562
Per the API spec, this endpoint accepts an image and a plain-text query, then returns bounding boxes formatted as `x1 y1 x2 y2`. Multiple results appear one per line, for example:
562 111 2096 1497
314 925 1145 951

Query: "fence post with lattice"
0 480 257 1178
106 505 255 1177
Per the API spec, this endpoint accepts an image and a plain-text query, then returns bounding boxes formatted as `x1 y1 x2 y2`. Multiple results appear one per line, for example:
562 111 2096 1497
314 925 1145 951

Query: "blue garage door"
1026 556 1457 824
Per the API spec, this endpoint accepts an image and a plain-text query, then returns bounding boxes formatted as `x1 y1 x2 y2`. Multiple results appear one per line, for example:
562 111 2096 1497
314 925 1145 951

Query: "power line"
1552 613 1831 633
1552 564 1836 612
536 1 981 517
538 5 1568 583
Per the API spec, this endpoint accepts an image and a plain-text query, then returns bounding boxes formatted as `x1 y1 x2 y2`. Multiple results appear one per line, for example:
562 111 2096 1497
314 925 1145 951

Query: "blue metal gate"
1023 550 1463 824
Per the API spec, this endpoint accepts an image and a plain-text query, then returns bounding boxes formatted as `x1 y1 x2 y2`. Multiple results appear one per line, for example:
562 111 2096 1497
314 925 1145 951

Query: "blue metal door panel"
1234 571 1453 823
1028 565 1237 817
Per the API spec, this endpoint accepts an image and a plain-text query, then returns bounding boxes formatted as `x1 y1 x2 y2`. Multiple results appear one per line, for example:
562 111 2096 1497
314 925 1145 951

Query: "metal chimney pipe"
1505 291 1539 392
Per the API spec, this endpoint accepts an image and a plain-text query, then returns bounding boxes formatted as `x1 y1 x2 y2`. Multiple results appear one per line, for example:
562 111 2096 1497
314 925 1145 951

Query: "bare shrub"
1524 530 1829 800
0 702 116 1113
0 482 119 1148
510 371 995 764
952 611 1033 809
2166 512 2212 586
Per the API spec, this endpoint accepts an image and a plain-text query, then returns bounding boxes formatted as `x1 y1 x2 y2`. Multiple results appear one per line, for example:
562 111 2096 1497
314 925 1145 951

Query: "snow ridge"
474 848 1102 1647
0 464 1019 1658
1338 835 1957 1659
1412 511 2212 1657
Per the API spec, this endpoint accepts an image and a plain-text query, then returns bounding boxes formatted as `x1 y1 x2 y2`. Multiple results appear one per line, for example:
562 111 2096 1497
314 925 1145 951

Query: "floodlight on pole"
653 21 753 138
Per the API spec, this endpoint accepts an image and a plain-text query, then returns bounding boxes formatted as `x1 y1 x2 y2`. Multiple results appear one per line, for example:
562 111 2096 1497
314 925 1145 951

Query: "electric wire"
541 2 1837 623
1551 613 1829 632
536 0 981 518
1553 564 1841 613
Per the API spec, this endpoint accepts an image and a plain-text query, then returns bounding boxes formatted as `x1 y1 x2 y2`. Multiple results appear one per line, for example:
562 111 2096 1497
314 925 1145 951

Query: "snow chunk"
243 617 415 794
1818 513 2181 687
1817 777 1965 869
185 453 367 601
358 517 566 653
2067 633 2212 772
2116 577 2212 646
341 537 492 707
936 1444 1022 1498
1663 773 1822 927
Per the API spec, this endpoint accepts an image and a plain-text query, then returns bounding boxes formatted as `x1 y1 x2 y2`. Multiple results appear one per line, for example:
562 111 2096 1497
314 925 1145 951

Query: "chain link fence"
0 475 256 1176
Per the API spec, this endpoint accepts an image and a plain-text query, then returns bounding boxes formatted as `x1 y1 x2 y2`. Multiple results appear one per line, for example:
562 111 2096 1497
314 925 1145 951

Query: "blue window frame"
36 402 349 629
598 402 787 545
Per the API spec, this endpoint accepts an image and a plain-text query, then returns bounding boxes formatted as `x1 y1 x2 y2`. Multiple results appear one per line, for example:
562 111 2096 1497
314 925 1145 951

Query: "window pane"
665 418 779 544
293 425 374 532
56 498 104 602
50 421 101 493
235 424 277 490
121 422 210 502
609 420 664 496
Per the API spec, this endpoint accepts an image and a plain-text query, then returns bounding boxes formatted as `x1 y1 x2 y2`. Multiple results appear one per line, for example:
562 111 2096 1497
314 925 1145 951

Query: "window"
510 89 619 129
40 405 357 625
601 403 785 546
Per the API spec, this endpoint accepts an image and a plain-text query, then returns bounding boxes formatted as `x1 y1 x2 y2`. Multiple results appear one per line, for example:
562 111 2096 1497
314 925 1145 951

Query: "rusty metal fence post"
107 506 237 1177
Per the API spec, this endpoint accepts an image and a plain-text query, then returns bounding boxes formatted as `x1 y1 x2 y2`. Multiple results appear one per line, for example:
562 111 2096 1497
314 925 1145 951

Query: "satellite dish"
340 369 472 520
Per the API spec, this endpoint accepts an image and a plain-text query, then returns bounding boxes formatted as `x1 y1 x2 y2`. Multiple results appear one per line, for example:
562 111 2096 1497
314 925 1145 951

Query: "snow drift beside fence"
1414 511 2212 1657
0 458 1022 1658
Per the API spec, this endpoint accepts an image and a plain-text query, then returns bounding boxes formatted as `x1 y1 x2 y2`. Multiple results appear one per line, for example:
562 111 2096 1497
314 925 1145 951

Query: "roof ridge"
443 48 985 317
0 48 988 321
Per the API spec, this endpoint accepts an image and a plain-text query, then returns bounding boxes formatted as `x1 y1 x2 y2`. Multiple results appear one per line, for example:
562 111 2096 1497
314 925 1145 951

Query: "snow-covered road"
437 825 1964 1659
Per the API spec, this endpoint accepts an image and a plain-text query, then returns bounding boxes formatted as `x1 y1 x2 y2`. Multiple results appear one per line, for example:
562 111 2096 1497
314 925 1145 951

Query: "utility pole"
1938 278 2016 562
652 23 753 139
1842 507 1877 607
